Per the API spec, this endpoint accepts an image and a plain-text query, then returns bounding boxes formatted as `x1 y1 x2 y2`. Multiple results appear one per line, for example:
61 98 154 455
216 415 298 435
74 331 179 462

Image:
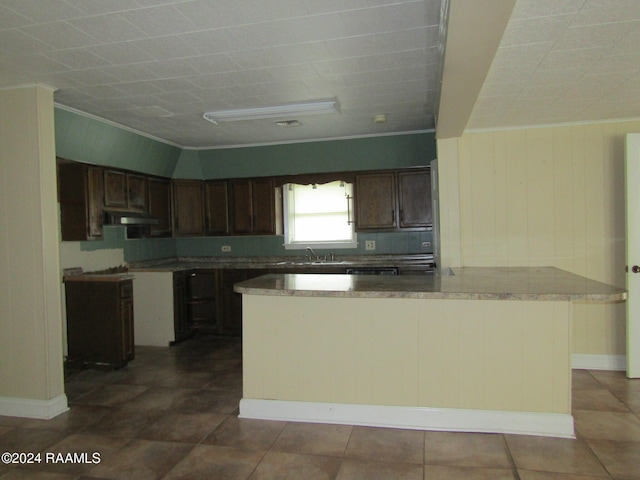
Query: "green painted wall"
189 132 436 180
55 107 181 177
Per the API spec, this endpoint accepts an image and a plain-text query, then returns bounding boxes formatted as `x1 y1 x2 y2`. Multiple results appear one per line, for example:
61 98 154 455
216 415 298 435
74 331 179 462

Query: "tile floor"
1 334 639 480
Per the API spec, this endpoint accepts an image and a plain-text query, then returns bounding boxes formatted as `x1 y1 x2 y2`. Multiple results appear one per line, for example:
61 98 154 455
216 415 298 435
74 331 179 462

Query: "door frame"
625 133 640 378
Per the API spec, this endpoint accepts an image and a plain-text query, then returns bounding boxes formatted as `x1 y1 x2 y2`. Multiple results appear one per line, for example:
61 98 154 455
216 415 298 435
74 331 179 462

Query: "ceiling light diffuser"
203 99 338 125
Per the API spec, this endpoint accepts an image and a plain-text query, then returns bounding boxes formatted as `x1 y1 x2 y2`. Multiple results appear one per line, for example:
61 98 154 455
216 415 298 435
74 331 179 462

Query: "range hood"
104 210 160 226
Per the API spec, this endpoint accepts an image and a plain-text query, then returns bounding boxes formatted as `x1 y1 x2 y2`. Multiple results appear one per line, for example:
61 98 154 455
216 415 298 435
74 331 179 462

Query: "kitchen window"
283 181 357 249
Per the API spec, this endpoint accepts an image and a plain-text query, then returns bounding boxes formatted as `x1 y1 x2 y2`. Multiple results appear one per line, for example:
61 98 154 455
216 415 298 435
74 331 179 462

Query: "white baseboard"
239 399 575 439
572 354 626 371
0 394 69 419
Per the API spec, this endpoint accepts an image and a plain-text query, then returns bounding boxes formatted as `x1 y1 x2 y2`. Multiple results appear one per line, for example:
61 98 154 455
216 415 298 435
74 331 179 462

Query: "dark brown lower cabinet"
64 278 134 369
172 271 191 344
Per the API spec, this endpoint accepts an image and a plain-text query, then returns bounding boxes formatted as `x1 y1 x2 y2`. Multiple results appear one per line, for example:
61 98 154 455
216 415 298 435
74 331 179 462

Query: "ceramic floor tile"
88 438 193 480
116 386 199 412
203 416 287 451
571 370 603 390
0 428 68 454
422 465 516 480
573 409 640 441
136 411 226 444
0 470 79 479
345 426 424 465
571 388 631 412
174 388 242 415
162 444 265 480
585 439 640 479
80 407 163 439
71 383 148 407
272 422 352 457
423 431 512 468
335 458 423 480
36 433 129 475
247 451 341 480
515 471 602 480
505 435 608 477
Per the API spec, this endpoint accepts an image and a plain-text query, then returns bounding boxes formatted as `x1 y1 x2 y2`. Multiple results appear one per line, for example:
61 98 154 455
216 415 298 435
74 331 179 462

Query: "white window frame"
282 181 357 250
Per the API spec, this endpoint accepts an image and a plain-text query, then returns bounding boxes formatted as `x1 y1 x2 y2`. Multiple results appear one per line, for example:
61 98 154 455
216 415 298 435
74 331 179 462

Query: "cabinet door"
87 166 104 238
252 179 275 234
172 180 204 236
104 169 127 208
231 180 253 234
355 172 397 229
398 170 432 228
173 272 191 343
148 178 172 237
205 181 230 235
127 174 148 211
120 281 135 363
58 161 104 241
220 269 249 335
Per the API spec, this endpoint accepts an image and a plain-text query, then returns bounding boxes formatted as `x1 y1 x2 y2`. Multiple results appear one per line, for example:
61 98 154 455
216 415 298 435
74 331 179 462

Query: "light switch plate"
365 240 376 250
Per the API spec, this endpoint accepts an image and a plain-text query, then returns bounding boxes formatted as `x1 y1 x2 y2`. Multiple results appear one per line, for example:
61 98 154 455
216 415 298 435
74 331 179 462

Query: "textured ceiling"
1 0 639 148
469 0 640 130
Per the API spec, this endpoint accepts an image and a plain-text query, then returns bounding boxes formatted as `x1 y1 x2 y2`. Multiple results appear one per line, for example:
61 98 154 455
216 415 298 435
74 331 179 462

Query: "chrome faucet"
325 251 335 262
305 247 316 262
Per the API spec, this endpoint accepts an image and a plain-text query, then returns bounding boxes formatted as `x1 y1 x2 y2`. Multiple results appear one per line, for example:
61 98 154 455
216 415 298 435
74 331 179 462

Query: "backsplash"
77 227 433 263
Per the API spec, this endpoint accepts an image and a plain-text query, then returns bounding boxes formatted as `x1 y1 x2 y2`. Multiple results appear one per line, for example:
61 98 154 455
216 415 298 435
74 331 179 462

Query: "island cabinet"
205 181 230 235
58 160 104 241
355 168 432 231
64 277 135 369
230 179 276 235
148 177 172 237
172 180 205 236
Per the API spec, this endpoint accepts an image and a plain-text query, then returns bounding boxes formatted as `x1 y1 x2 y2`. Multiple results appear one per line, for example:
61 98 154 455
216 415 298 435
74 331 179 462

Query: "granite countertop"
233 267 627 302
128 254 435 272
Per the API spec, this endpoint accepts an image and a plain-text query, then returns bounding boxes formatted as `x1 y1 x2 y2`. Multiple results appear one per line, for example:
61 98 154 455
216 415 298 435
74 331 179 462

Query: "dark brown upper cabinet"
148 177 172 237
205 181 230 235
355 172 397 229
172 180 205 237
103 169 127 209
355 168 431 231
398 169 432 228
104 169 148 212
230 179 275 235
127 174 148 212
58 160 104 241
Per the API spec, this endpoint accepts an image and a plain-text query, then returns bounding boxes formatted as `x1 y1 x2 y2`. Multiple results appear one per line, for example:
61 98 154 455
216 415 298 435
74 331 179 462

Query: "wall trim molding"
239 399 575 439
0 394 69 419
573 354 626 371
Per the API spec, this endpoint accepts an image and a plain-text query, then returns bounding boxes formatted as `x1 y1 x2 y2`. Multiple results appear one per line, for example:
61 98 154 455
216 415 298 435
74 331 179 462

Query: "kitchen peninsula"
235 267 626 438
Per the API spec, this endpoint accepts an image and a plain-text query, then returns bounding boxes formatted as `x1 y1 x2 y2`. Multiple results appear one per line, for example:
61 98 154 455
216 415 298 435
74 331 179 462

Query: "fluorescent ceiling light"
203 99 338 125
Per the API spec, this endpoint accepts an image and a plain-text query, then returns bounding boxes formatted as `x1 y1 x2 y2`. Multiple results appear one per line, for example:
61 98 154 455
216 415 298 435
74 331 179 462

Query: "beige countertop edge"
233 286 626 302
233 268 627 302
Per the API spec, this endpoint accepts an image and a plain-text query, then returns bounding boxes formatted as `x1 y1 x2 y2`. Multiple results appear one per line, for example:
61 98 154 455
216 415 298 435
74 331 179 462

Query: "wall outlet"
221 245 231 252
365 240 376 251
